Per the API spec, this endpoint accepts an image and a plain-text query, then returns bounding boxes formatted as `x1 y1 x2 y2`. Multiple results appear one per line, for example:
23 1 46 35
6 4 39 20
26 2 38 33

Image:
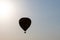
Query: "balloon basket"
24 31 26 33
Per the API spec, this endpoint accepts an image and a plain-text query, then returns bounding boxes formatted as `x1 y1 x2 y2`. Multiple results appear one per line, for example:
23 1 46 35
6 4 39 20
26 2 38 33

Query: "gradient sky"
0 0 60 40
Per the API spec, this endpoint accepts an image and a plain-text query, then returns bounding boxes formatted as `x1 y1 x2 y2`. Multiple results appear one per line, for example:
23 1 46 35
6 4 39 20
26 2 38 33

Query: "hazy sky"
0 0 60 40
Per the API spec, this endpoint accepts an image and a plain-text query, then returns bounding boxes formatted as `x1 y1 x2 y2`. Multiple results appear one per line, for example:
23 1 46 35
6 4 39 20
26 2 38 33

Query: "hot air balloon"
19 17 31 33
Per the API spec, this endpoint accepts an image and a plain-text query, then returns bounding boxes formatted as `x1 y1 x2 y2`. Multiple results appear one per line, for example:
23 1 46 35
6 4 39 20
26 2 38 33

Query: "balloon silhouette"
19 17 31 33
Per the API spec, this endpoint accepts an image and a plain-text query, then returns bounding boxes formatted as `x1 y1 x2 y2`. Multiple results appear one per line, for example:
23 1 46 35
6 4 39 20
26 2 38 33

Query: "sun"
0 1 14 18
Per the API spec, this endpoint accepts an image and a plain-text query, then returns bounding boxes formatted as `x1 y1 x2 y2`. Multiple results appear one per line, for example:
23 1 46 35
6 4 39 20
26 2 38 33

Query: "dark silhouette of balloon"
19 17 31 33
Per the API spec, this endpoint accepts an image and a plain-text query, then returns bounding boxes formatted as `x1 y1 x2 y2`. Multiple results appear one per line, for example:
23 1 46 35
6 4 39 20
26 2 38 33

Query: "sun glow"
0 1 14 18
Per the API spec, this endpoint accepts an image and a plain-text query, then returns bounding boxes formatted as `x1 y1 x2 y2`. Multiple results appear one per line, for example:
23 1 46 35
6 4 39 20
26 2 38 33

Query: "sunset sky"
0 0 60 40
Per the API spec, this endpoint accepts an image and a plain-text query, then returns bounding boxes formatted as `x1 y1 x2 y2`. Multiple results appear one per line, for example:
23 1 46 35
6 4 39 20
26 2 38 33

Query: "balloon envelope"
19 17 31 32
